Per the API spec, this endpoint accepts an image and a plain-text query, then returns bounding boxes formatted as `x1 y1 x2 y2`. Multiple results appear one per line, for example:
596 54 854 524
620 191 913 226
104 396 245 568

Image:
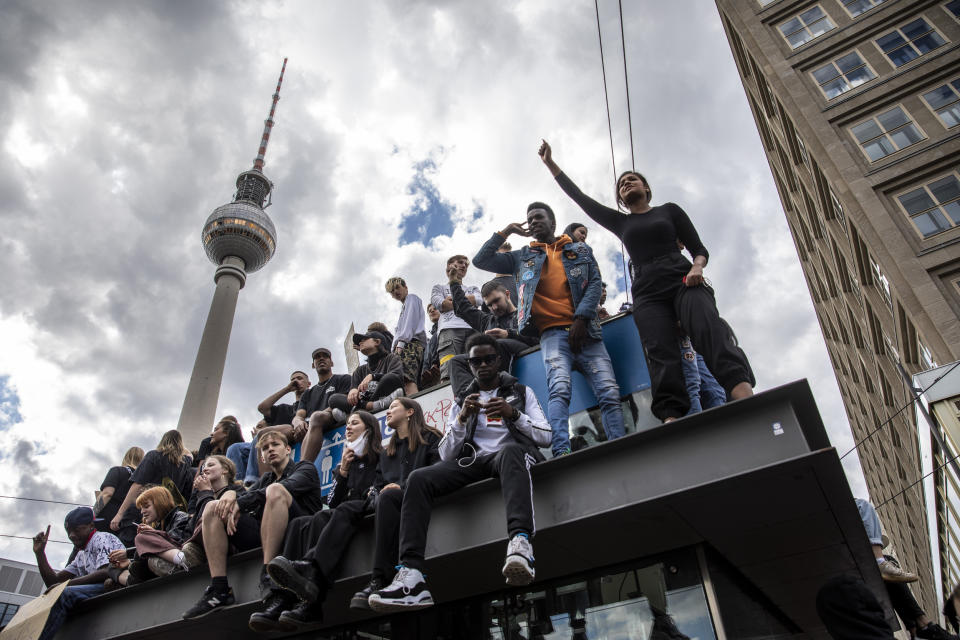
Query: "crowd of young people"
30 142 770 635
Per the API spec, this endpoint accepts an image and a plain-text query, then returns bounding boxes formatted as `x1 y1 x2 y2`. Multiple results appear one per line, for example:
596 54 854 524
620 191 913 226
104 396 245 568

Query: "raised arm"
449 279 486 332
539 140 625 236
258 381 296 417
473 228 523 274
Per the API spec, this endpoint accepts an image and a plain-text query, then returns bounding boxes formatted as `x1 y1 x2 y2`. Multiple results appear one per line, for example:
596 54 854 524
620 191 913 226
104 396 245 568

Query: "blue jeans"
540 328 625 455
680 337 726 415
856 498 883 546
226 440 260 483
39 583 106 640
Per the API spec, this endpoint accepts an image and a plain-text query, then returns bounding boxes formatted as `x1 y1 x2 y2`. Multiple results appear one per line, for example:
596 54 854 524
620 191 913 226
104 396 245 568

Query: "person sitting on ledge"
250 410 383 632
446 262 538 400
110 430 194 536
106 486 193 586
182 432 324 620
329 331 405 414
368 334 551 612
195 416 244 468
296 348 352 463
33 507 124 640
93 446 144 545
350 398 442 612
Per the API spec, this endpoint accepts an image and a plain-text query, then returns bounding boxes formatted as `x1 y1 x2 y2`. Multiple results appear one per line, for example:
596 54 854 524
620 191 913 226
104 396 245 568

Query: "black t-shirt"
297 374 352 415
266 402 297 426
98 466 134 523
132 450 194 502
555 172 709 266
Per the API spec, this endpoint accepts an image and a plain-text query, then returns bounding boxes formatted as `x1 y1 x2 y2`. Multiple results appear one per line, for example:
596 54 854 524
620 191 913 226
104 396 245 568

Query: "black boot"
350 576 385 611
278 599 324 630
267 555 321 603
248 591 296 633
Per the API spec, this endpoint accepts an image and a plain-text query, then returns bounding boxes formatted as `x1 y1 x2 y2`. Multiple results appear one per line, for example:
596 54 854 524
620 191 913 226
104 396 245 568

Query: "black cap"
311 347 332 359
64 506 95 530
352 331 387 347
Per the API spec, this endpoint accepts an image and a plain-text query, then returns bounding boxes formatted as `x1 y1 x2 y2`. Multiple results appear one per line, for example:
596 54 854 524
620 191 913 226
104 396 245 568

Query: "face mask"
347 432 368 458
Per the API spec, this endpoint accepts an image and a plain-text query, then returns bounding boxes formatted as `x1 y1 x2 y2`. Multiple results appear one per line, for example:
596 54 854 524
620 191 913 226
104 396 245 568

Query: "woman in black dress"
539 140 754 421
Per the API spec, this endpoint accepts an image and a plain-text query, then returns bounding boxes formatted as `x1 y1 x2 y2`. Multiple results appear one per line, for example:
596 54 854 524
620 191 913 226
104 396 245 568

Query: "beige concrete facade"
716 0 960 612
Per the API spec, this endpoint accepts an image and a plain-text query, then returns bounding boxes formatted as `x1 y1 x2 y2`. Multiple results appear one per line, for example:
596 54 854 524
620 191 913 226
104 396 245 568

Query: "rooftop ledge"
57 379 887 640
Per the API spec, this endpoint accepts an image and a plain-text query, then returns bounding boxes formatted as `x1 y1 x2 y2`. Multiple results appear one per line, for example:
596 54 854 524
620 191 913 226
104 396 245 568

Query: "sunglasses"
468 354 499 367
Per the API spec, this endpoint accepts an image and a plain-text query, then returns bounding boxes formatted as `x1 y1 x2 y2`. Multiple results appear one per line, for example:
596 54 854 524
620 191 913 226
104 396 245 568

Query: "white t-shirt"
430 283 481 332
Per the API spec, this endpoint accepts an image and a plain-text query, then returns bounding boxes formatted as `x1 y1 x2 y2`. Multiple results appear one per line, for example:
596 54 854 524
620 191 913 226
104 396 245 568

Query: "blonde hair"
136 486 176 528
207 455 238 486
385 276 405 293
156 430 187 466
121 446 145 469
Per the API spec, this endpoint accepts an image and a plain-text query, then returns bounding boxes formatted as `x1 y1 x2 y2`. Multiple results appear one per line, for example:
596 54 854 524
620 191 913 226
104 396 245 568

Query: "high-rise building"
176 59 286 446
715 0 960 611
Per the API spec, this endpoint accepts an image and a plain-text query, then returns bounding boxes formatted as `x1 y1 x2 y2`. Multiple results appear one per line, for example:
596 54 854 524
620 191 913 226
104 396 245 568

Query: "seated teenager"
329 331 405 414
33 507 125 640
297 347 352 463
446 262 538 399
249 411 382 631
350 397 442 611
93 446 144 542
106 486 193 585
110 430 194 542
180 455 241 568
195 416 244 467
369 334 551 611
182 432 324 619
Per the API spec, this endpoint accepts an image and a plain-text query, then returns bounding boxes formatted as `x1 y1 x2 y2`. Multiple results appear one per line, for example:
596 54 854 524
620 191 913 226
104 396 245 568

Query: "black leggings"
282 499 370 584
371 487 403 582
632 261 753 420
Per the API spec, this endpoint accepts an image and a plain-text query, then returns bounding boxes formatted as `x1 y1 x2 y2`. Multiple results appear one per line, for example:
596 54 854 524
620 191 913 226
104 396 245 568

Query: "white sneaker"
368 566 434 612
502 535 535 586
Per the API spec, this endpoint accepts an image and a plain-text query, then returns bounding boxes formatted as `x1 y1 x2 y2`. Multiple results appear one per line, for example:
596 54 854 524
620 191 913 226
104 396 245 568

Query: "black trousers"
885 581 925 631
816 575 895 639
281 499 369 584
399 443 536 571
371 487 403 581
328 372 404 412
448 338 530 400
632 256 754 420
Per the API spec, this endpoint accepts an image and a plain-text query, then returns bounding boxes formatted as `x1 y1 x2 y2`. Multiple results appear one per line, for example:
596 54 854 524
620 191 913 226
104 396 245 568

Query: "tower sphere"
201 200 277 273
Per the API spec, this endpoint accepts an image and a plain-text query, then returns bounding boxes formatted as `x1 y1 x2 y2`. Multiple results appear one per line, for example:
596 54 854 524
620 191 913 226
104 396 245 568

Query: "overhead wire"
0 533 72 545
839 360 960 461
877 449 960 512
0 495 87 508
594 0 633 303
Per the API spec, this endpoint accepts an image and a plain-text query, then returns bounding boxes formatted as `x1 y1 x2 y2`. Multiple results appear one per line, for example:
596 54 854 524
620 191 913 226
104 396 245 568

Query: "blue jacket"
473 232 604 340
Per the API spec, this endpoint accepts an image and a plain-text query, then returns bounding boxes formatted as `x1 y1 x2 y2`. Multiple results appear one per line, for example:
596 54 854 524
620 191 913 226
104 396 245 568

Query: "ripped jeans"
540 327 625 455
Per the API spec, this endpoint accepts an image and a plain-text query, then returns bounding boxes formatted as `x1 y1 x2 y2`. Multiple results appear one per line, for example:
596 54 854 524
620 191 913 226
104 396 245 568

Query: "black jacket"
375 431 441 492
453 372 547 463
328 454 378 509
158 509 193 546
237 460 324 517
351 350 404 388
450 282 537 347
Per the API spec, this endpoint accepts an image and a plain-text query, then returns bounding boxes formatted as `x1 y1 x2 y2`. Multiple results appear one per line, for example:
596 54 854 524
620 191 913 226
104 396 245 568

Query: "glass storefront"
312 548 717 640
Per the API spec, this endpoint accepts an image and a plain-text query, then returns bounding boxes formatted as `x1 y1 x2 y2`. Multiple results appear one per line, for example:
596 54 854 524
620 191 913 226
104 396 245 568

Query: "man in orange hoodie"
473 202 625 456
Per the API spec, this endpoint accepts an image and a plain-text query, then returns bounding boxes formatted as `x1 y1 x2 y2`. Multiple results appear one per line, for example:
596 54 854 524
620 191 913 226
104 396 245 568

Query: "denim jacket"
473 232 603 340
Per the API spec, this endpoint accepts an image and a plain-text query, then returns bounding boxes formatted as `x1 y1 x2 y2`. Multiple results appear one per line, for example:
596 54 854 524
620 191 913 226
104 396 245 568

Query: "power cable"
839 360 960 460
0 495 87 507
594 0 633 303
617 0 636 171
0 534 72 545
876 449 960 512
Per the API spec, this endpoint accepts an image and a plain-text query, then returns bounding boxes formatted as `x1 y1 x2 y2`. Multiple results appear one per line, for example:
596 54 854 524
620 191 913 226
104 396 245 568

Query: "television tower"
176 58 287 446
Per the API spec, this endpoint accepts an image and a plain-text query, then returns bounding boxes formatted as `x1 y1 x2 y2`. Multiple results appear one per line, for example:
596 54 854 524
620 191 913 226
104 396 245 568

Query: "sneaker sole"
182 601 235 620
502 556 535 586
368 593 434 612
267 558 320 603
248 613 295 633
882 574 919 584
349 595 372 611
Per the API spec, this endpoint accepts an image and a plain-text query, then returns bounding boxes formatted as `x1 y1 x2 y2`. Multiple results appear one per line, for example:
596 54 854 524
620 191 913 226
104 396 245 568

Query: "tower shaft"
176 258 245 444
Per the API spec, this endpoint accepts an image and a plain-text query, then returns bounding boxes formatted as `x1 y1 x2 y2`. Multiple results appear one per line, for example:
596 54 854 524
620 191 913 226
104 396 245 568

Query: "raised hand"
500 222 531 238
32 525 50 555
538 139 561 177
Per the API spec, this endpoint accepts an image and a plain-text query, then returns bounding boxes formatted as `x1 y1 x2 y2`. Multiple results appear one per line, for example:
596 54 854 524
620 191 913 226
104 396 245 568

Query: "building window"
897 173 960 237
830 190 847 227
922 79 960 128
919 338 937 369
779 6 835 49
946 0 960 20
812 51 876 99
876 19 947 67
869 256 893 309
842 0 887 17
850 106 925 161
0 603 19 627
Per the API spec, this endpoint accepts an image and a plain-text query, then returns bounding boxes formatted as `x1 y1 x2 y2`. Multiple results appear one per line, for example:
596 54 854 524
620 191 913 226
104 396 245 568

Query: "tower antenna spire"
253 57 287 172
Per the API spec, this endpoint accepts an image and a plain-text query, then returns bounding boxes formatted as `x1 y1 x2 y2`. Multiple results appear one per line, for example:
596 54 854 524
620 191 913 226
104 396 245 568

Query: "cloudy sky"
0 0 866 567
